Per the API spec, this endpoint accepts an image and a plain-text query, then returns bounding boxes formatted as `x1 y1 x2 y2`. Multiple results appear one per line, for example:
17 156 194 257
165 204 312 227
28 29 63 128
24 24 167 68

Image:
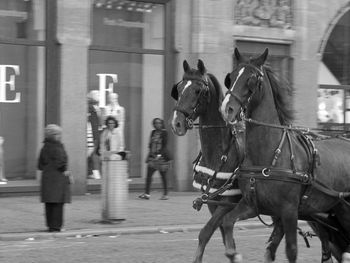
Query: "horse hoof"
233 253 243 263
342 252 350 263
264 250 274 263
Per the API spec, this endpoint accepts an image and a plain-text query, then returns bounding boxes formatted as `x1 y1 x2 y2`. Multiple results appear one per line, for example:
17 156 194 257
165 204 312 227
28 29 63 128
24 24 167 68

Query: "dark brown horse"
170 59 284 263
220 48 350 262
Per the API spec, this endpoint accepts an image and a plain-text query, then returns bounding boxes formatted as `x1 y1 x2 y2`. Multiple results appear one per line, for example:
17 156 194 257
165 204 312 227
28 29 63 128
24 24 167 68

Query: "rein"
190 123 229 129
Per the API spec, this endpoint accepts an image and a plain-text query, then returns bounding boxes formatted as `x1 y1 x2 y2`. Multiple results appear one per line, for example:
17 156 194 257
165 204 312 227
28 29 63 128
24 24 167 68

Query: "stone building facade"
171 0 350 190
0 0 349 193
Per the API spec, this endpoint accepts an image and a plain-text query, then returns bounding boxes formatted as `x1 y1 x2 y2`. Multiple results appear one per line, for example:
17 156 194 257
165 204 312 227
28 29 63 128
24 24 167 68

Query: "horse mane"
263 66 294 125
207 73 224 105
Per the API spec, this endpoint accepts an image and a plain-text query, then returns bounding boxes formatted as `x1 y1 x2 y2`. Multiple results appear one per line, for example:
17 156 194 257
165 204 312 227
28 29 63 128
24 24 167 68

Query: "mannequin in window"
0 136 7 184
103 92 125 151
87 90 103 179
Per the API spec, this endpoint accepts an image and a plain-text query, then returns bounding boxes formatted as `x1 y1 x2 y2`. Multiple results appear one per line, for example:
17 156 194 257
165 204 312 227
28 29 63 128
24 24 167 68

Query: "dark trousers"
145 165 168 195
87 151 100 175
45 203 64 231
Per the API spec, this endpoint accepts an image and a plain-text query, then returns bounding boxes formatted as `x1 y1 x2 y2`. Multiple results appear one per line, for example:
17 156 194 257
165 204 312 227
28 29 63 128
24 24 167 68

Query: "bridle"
225 64 264 121
173 77 211 129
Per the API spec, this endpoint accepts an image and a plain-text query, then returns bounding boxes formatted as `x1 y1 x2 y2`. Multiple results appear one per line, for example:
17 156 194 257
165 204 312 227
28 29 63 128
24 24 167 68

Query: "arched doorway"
318 9 350 132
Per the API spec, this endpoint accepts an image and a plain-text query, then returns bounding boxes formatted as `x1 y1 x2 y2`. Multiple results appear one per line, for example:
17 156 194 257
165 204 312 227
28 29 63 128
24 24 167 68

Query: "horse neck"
246 81 283 165
198 94 235 171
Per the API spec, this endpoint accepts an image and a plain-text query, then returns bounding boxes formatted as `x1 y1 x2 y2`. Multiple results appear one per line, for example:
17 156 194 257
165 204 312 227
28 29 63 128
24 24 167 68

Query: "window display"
90 1 165 178
0 0 45 180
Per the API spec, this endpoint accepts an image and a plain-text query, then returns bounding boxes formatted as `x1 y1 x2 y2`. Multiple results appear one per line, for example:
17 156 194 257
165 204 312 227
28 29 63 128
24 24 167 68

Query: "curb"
0 220 309 241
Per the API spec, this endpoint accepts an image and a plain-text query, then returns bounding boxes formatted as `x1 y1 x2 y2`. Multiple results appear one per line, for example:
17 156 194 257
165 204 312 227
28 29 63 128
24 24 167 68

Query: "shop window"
89 1 166 179
0 45 45 179
0 1 45 180
92 0 164 49
0 0 45 41
318 10 350 132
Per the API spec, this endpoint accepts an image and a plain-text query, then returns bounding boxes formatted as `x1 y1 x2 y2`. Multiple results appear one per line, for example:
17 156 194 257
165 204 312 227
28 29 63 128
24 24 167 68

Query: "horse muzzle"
171 111 188 136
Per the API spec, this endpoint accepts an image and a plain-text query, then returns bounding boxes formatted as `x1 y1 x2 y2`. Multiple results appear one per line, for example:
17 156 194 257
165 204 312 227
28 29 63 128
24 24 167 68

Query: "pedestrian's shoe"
159 195 168 200
0 178 7 184
138 193 150 200
48 228 61 232
92 170 101 179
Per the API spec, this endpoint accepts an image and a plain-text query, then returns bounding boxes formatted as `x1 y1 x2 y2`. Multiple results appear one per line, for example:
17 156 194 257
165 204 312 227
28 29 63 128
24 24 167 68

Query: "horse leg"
207 203 227 244
333 203 350 262
221 211 236 258
264 217 284 263
193 204 233 263
220 196 243 260
308 222 334 263
223 199 257 263
281 211 298 263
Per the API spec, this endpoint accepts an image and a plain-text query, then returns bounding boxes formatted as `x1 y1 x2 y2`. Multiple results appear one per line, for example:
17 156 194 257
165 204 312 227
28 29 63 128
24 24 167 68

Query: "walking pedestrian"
38 124 72 232
139 118 171 200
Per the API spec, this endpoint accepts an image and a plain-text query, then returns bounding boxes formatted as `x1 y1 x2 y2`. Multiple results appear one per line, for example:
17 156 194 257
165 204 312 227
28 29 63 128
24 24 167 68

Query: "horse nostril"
228 106 234 115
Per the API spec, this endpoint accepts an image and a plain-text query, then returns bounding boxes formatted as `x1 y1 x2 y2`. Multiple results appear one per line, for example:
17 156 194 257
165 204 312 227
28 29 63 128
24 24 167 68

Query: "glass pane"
346 90 350 123
323 10 350 85
88 51 164 178
0 44 45 180
317 89 344 123
92 0 164 49
0 0 45 41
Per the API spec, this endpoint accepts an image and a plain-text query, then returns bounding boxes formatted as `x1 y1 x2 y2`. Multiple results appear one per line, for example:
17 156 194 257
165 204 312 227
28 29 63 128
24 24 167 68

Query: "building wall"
293 0 350 127
171 0 350 190
26 0 350 193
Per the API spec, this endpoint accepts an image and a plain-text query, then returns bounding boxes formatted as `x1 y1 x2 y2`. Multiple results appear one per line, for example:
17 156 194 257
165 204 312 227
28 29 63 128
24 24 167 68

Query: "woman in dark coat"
139 118 172 200
38 124 71 232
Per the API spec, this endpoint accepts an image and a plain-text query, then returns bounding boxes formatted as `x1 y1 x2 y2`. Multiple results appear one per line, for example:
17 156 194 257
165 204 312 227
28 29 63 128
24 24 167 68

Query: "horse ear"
171 84 179 100
224 73 231 89
234 48 242 63
253 48 269 66
183 60 190 72
197 59 206 75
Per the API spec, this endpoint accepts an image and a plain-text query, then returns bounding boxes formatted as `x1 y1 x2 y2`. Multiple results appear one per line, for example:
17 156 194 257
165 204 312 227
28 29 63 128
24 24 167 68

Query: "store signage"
0 65 20 103
96 73 118 107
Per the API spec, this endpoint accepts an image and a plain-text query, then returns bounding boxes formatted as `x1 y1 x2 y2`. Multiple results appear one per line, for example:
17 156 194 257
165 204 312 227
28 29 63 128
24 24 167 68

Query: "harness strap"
286 131 296 173
201 134 237 193
312 180 350 201
271 129 287 167
239 166 350 207
238 166 310 185
192 127 245 210
249 177 274 227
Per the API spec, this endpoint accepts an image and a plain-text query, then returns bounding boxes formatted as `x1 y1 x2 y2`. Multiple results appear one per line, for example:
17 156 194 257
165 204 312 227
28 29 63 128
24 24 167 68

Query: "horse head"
220 48 268 124
171 59 211 136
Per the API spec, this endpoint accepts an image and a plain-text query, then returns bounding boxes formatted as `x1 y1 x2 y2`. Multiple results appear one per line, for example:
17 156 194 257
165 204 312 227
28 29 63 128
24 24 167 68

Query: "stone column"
172 0 197 191
172 0 233 191
57 0 92 194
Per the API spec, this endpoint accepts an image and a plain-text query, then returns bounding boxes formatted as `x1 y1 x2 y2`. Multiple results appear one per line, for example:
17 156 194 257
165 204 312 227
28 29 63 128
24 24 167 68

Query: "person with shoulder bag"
139 118 172 200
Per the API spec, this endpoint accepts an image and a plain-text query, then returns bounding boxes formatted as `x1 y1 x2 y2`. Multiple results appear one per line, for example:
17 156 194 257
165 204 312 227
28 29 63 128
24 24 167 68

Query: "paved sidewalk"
0 191 273 241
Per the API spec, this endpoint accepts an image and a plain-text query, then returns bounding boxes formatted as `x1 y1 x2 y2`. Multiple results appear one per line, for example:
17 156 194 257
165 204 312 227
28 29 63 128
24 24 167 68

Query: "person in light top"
100 116 124 160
